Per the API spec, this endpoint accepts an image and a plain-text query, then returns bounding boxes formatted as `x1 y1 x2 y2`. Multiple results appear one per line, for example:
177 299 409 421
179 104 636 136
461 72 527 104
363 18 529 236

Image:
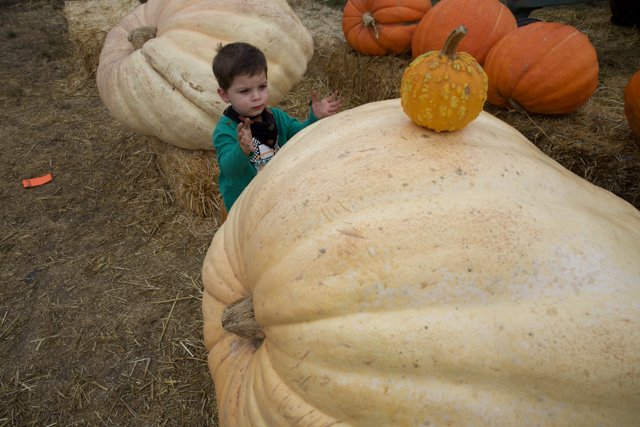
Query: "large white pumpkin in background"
202 99 640 426
96 0 313 150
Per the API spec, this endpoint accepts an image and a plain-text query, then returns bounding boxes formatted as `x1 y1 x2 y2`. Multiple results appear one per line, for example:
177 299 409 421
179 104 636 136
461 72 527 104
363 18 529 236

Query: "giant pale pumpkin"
411 0 516 64
202 99 640 426
484 21 599 115
342 0 431 56
96 0 313 150
624 69 640 138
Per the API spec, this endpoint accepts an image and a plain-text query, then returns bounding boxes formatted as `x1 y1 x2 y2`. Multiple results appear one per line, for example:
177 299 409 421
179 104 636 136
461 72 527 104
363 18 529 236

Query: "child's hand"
311 91 342 120
237 117 253 156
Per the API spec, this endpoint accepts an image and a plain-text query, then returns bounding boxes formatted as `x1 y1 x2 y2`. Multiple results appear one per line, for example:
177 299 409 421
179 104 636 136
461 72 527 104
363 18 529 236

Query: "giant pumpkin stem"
440 25 467 59
362 12 380 39
128 26 157 50
222 295 265 342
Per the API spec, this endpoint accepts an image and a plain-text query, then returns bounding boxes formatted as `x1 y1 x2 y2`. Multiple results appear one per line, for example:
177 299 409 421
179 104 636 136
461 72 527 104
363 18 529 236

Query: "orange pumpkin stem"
362 12 380 40
440 25 467 59
128 26 157 50
222 295 265 343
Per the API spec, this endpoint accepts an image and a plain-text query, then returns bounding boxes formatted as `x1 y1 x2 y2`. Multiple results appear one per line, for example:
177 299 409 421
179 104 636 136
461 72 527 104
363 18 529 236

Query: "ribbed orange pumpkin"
401 25 487 132
484 22 599 115
624 69 640 138
411 0 516 64
342 0 432 56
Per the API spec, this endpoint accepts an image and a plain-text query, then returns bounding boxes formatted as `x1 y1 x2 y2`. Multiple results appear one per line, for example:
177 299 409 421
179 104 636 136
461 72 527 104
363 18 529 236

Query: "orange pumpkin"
624 69 640 138
401 25 487 132
484 22 599 115
411 0 516 64
342 0 432 56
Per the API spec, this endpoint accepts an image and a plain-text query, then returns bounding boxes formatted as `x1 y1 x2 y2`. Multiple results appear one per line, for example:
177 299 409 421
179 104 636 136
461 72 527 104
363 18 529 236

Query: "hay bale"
146 137 225 223
291 0 344 49
64 0 140 75
281 0 408 115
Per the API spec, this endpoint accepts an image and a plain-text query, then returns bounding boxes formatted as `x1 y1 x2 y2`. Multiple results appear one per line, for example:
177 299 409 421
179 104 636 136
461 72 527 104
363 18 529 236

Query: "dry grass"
63 0 140 75
2 2 217 425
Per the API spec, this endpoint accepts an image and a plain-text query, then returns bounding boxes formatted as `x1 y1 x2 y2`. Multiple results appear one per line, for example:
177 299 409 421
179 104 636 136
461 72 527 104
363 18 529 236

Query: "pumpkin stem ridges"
128 26 157 50
222 295 265 342
362 12 380 39
441 25 467 59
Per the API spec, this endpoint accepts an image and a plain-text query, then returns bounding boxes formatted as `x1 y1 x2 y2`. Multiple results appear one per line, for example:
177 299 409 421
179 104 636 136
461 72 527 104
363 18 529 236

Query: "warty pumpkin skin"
401 25 488 132
411 0 516 64
202 99 640 426
96 0 313 150
484 22 599 115
624 69 640 138
342 0 431 56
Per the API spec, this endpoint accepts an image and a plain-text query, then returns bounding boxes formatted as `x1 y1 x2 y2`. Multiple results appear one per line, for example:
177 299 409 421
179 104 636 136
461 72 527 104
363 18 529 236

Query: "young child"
212 42 341 212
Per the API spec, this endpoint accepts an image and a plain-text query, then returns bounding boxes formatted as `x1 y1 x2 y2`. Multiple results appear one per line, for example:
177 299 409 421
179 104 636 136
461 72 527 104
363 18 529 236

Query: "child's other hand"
311 91 342 120
237 117 253 156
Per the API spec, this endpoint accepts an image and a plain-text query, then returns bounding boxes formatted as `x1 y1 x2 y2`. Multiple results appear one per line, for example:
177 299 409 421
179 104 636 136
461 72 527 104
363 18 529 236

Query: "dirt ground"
1 1 217 425
0 0 638 426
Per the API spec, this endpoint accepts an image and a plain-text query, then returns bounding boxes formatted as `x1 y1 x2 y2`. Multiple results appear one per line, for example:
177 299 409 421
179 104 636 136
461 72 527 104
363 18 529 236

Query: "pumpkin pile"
202 99 640 426
343 0 515 63
96 0 313 150
343 0 605 117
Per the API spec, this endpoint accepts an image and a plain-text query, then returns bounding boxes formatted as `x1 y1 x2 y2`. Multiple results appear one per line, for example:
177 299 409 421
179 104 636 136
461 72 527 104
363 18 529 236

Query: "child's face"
217 71 269 118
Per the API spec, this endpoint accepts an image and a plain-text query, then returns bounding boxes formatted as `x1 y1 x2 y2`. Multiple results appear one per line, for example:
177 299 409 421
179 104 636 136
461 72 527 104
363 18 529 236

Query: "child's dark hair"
212 42 268 90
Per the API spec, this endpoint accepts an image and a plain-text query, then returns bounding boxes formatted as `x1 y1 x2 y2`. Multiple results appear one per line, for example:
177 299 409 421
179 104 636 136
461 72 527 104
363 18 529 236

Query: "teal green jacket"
213 107 318 211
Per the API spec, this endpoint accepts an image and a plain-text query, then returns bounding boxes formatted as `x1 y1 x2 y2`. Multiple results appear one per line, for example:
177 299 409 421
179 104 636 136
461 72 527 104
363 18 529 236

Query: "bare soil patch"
1 1 216 425
0 0 638 426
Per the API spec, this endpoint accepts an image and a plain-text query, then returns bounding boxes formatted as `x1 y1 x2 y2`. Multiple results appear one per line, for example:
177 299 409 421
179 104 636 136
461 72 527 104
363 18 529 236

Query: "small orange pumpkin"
411 0 516 64
342 0 432 56
483 22 599 115
401 25 488 132
624 69 640 138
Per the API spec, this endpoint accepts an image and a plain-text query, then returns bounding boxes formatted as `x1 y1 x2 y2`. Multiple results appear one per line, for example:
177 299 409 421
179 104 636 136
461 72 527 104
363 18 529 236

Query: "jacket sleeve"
213 121 251 178
281 105 319 140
